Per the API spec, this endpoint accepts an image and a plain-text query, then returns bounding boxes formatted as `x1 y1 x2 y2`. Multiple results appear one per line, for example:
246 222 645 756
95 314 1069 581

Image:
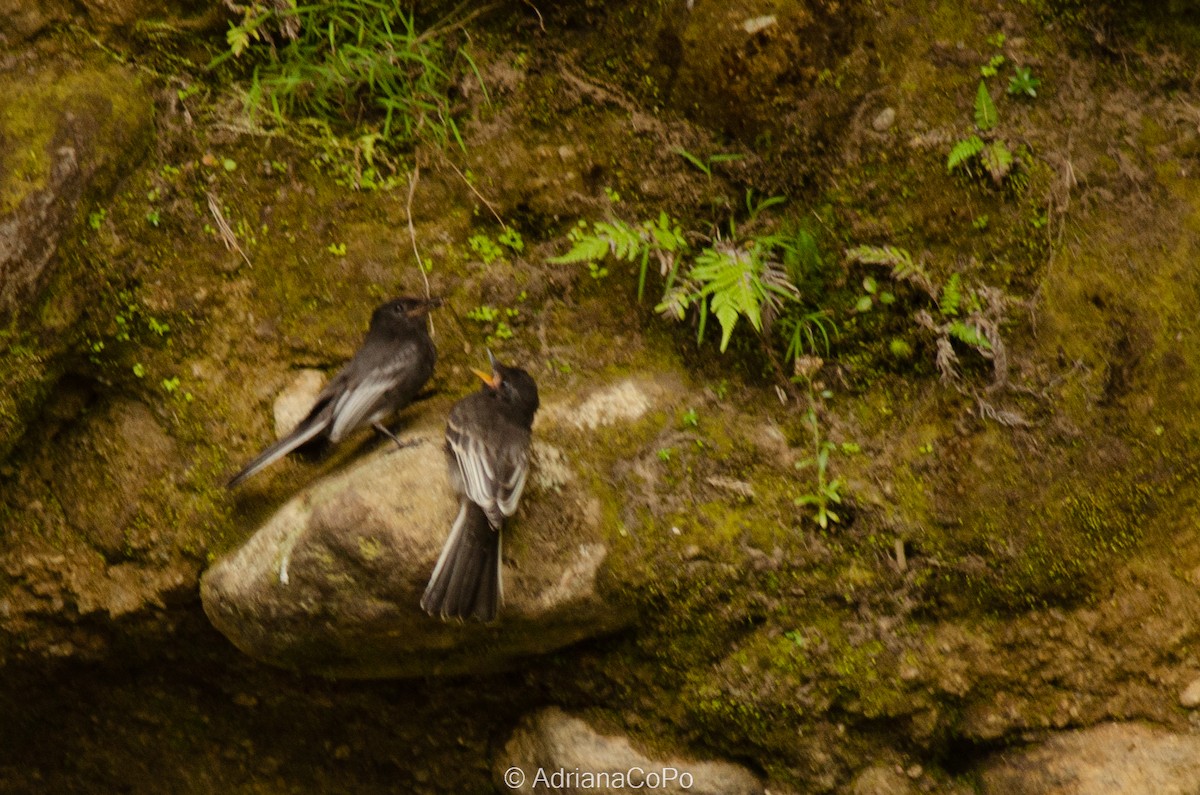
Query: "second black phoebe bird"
421 351 539 622
227 296 438 487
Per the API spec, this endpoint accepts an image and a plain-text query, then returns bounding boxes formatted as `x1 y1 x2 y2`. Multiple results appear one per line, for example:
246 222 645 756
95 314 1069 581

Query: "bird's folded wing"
328 347 417 441
447 418 529 522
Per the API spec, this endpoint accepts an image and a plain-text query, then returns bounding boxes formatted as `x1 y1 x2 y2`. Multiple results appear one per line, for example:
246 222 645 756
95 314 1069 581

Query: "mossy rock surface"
5 2 1200 794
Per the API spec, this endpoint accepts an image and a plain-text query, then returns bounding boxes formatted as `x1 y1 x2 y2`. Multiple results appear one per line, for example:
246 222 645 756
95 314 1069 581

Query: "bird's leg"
374 421 418 451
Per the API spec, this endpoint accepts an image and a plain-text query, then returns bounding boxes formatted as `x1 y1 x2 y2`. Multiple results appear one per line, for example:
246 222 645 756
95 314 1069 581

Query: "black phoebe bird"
227 296 439 487
421 351 539 622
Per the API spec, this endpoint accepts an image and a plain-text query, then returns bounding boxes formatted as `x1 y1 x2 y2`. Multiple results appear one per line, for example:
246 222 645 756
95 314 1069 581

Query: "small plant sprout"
980 54 1006 78
497 227 524 253
1008 66 1041 98
682 408 700 428
854 276 895 313
88 208 107 231
468 234 504 265
327 242 347 256
794 402 843 530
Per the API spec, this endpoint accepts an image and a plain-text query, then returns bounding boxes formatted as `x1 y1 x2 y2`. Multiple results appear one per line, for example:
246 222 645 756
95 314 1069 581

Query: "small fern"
947 136 985 172
980 141 1014 184
677 242 799 352
549 214 686 300
845 245 935 296
947 320 992 350
939 273 963 316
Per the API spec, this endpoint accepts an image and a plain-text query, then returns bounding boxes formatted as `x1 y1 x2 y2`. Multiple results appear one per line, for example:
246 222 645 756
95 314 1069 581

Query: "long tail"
421 501 502 622
226 412 330 488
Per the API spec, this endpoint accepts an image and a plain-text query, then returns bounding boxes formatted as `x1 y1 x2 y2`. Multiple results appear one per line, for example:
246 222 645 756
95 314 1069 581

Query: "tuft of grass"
219 1 486 183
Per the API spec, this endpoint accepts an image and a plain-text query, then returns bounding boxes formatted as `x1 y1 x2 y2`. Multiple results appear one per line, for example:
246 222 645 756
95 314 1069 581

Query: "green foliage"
794 402 843 530
468 234 504 265
853 276 895 313
657 235 803 353
947 66 1026 184
947 136 985 173
220 1 483 184
1008 66 1041 97
845 245 1003 382
782 311 837 361
674 148 744 178
88 207 106 231
939 273 963 316
466 304 519 345
549 214 687 301
845 245 935 295
974 81 998 131
556 207 832 364
497 227 524 253
980 54 1006 78
980 141 1015 183
947 320 992 350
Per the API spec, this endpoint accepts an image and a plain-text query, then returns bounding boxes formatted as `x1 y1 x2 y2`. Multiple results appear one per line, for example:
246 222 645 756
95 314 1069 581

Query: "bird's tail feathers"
421 501 501 622
227 415 329 487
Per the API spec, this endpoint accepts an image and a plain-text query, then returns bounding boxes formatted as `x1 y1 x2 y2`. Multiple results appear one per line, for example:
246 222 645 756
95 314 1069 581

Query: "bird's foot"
374 422 421 452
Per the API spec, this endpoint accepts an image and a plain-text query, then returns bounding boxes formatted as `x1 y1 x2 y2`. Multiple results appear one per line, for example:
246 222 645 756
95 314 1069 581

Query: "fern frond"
546 231 612 264
940 273 962 317
947 135 985 172
846 245 935 296
980 141 1014 184
947 320 992 350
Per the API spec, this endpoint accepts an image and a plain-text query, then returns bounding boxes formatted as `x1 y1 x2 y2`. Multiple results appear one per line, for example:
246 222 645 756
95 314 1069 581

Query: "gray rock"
980 722 1200 794
872 107 897 132
202 409 632 679
272 369 326 439
849 765 918 795
495 707 763 795
1179 677 1200 708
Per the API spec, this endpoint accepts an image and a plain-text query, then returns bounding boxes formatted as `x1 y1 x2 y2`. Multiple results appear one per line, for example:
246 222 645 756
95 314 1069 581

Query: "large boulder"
202 399 636 679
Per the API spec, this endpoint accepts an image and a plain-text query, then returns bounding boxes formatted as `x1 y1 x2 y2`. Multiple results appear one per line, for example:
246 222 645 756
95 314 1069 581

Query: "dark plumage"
421 351 539 622
227 296 438 487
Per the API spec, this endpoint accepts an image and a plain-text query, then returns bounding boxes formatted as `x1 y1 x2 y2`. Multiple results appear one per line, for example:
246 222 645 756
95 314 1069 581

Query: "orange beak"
472 367 501 390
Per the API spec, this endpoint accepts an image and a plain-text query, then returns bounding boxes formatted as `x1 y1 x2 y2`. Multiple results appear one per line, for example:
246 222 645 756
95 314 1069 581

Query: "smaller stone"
850 765 918 795
1180 677 1200 708
742 15 776 35
873 107 897 132
272 369 326 439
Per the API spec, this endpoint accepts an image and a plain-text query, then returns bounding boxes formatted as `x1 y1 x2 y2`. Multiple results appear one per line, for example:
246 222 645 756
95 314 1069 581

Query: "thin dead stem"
206 191 251 268
405 166 436 338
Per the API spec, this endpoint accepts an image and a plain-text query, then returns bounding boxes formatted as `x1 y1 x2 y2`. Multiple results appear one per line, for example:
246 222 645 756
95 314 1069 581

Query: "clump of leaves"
1008 66 1041 98
947 80 1018 186
846 245 1006 384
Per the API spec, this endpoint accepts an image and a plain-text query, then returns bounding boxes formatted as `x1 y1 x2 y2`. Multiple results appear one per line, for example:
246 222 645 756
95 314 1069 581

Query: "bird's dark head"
473 349 539 423
372 296 442 329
